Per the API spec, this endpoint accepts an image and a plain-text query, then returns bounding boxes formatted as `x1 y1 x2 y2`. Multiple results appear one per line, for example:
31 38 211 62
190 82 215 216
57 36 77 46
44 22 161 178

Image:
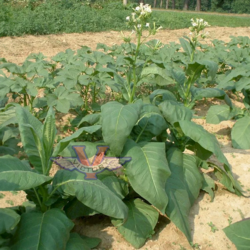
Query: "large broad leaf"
10 209 74 250
218 67 249 90
122 140 170 213
64 198 99 219
112 199 159 249
178 121 243 195
197 60 218 79
0 208 20 234
53 170 128 219
179 38 192 57
0 155 52 191
186 62 205 83
206 105 232 124
165 148 203 242
66 233 101 250
178 120 229 166
77 114 101 127
141 66 174 86
42 107 57 174
201 173 215 201
132 104 168 142
191 87 232 107
16 106 43 173
0 108 17 129
149 89 177 104
53 125 101 156
101 102 141 155
231 116 250 149
223 218 250 250
159 100 193 125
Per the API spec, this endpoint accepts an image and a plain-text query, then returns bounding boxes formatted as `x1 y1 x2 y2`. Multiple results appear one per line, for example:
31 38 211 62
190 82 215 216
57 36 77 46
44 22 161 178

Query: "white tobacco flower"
135 6 140 11
126 16 130 21
144 6 152 13
146 23 150 27
137 24 141 28
192 22 198 27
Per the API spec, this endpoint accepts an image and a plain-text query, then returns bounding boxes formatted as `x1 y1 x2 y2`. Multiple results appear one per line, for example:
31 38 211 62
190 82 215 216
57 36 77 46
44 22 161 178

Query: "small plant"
208 222 219 233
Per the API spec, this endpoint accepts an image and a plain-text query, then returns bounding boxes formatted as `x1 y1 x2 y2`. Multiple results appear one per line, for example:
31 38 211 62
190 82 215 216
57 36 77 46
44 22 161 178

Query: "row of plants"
0 5 249 249
1 0 250 37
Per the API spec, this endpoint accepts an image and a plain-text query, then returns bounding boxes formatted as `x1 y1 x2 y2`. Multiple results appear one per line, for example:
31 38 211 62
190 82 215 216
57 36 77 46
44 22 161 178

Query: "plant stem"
129 33 141 103
33 187 43 211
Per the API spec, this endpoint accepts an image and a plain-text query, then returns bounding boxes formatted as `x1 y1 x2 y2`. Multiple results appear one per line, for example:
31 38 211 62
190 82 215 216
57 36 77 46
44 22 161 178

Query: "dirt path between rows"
0 27 250 250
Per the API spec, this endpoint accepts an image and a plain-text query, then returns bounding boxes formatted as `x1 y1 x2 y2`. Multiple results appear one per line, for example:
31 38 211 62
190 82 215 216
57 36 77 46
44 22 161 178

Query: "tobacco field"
0 4 250 250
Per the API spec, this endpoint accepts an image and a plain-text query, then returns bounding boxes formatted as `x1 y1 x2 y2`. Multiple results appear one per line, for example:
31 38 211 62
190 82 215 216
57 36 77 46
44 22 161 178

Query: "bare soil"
0 27 250 250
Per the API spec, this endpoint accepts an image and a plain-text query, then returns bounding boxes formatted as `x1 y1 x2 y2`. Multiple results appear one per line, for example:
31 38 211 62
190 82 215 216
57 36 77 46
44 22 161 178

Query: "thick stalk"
129 33 141 103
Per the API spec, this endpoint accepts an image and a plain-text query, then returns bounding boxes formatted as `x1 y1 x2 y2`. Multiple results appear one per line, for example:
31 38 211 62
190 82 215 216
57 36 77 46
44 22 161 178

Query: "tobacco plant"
0 96 244 249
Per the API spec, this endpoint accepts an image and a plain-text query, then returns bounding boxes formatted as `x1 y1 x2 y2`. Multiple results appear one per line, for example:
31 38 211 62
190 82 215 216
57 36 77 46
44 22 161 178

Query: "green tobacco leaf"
141 66 174 86
0 155 52 191
66 233 101 250
122 140 170 213
78 114 101 127
179 38 192 57
0 108 17 129
43 107 57 174
201 173 215 201
197 60 218 79
223 218 250 250
53 170 128 219
99 175 129 200
64 198 99 219
10 209 74 250
186 62 205 83
80 235 101 249
101 102 141 155
53 125 101 156
0 208 20 234
179 120 229 166
66 233 91 250
159 100 193 125
132 104 168 142
165 148 203 242
212 162 243 196
231 116 250 149
16 106 43 173
191 88 232 107
206 105 232 124
112 199 159 249
235 76 250 91
218 67 249 90
149 89 177 104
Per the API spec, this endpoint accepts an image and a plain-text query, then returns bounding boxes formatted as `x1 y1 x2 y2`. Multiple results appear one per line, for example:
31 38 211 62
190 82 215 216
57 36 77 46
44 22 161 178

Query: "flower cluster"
125 3 152 29
189 18 210 41
123 3 162 42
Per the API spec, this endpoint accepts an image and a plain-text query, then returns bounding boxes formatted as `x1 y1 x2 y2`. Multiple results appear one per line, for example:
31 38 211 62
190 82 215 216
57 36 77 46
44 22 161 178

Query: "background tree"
196 0 201 10
183 0 190 10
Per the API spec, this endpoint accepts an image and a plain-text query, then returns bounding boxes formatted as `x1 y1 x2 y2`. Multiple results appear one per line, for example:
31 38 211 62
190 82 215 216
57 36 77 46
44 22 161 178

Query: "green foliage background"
0 0 250 37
